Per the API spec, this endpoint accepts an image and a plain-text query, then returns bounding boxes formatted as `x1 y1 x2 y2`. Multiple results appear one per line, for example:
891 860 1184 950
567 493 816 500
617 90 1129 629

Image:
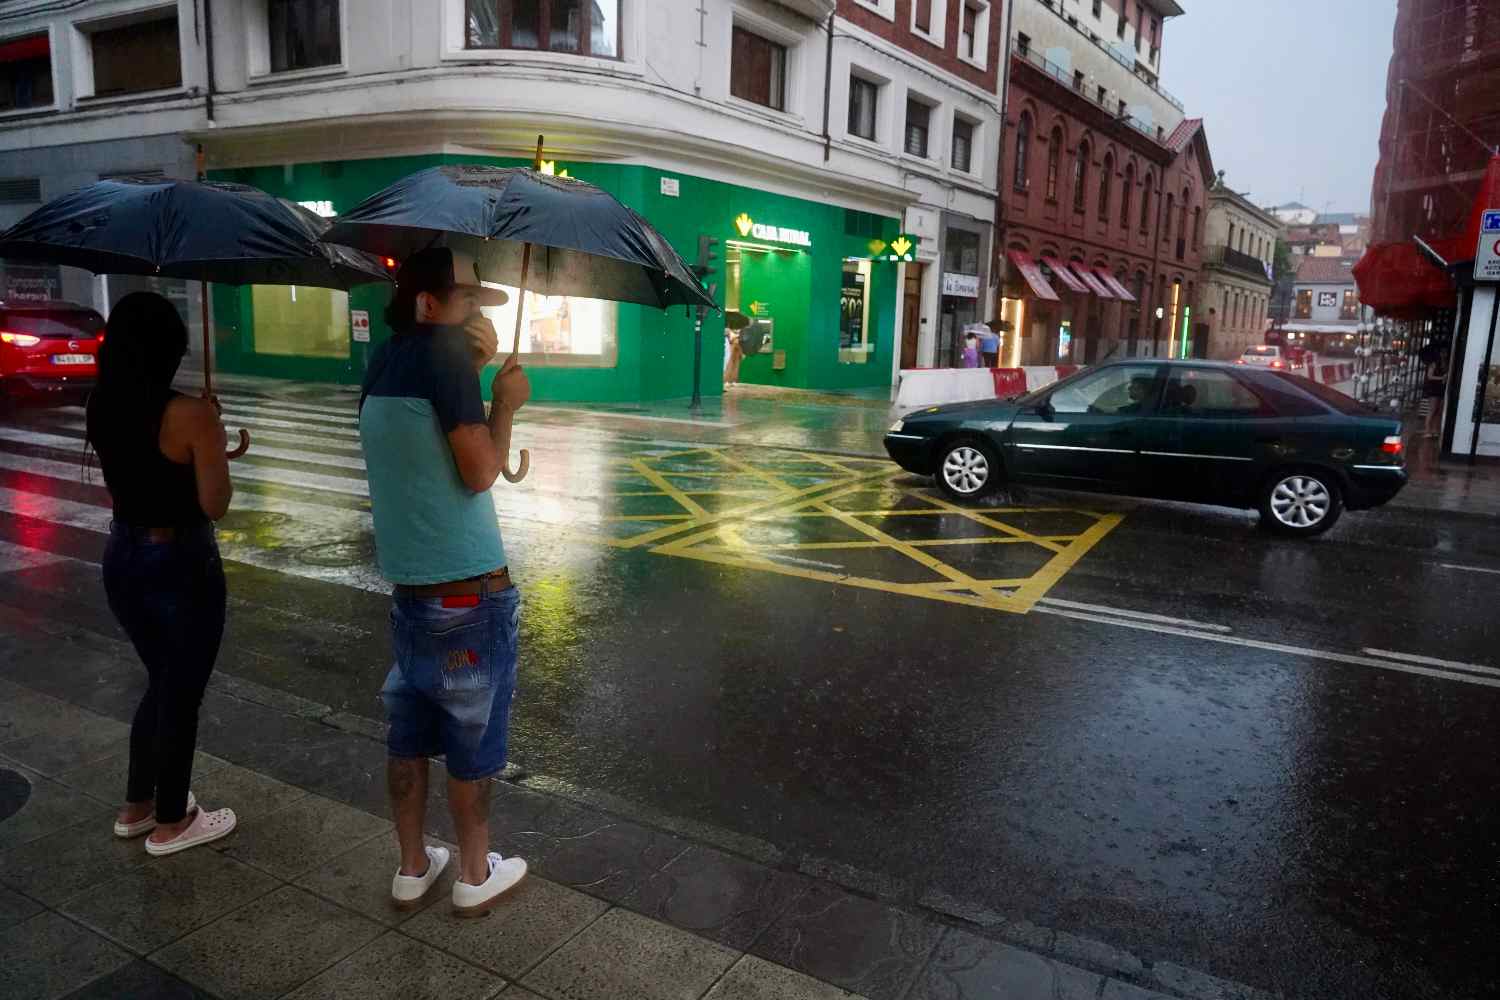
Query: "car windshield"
1243 346 1278 357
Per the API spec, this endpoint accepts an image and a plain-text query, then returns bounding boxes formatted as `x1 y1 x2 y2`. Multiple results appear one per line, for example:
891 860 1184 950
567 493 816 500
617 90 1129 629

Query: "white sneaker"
390 845 451 911
451 851 527 917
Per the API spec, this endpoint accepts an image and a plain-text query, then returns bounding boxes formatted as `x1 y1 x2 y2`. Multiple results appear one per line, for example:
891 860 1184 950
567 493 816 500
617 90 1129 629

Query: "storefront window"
480 290 617 366
251 285 350 359
839 260 872 363
466 0 619 58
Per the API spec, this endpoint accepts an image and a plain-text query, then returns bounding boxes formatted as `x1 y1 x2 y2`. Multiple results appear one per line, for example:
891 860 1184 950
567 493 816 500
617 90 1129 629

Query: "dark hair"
384 284 456 333
86 292 188 452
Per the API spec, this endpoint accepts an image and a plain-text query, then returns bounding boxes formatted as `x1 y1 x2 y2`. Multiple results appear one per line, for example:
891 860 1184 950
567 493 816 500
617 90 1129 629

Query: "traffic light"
693 234 720 284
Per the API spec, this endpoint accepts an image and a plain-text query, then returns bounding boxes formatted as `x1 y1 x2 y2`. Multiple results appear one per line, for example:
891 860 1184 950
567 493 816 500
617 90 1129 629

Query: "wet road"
0 389 1496 1000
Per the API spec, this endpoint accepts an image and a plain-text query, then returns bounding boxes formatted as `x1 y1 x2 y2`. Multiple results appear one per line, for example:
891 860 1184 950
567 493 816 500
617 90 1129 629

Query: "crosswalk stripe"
49 418 366 459
0 538 74 573
208 391 359 419
1 421 367 475
219 400 359 427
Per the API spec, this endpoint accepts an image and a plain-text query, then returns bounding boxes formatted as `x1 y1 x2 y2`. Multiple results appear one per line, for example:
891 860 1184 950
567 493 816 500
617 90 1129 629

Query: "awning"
1352 242 1454 320
1041 256 1089 294
1071 265 1115 298
0 35 48 64
1095 268 1135 301
1006 250 1060 301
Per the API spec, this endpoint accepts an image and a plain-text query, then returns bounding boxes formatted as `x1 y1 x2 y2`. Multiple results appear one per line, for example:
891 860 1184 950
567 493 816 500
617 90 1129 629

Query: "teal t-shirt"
358 327 506 585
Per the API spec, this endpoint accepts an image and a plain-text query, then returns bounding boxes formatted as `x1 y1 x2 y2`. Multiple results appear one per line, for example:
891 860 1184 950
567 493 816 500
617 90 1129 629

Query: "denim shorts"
381 586 520 781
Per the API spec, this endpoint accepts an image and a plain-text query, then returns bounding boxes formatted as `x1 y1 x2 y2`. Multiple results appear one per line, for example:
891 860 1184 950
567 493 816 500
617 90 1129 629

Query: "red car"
0 300 105 406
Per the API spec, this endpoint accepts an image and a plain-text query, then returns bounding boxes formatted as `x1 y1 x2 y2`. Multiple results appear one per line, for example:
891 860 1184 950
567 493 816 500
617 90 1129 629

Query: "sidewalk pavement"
0 608 1263 1000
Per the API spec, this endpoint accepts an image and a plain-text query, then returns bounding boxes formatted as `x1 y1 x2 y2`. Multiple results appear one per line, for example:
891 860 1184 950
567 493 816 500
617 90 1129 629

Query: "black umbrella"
0 177 393 456
323 143 715 483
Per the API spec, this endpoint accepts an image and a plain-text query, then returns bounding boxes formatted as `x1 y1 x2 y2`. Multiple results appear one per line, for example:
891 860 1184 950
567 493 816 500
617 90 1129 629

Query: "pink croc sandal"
113 792 197 839
144 806 237 857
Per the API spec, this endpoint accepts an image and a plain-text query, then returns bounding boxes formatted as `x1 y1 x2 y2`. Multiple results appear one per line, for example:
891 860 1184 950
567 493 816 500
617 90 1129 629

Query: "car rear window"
0 310 104 337
1267 371 1375 416
1243 346 1278 357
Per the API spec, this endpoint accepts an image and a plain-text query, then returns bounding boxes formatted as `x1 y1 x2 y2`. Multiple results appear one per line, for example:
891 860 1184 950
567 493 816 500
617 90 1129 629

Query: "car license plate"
51 354 93 365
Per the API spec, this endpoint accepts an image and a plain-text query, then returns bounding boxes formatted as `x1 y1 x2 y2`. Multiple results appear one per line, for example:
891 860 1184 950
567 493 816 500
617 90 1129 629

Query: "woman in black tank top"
85 292 238 855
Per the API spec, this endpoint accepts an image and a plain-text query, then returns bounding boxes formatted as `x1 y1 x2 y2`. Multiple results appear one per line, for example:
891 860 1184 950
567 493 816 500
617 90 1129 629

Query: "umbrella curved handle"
501 447 530 484
226 429 250 461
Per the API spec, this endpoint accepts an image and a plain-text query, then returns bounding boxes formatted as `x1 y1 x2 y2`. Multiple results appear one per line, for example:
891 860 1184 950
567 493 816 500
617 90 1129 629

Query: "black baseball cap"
395 247 509 307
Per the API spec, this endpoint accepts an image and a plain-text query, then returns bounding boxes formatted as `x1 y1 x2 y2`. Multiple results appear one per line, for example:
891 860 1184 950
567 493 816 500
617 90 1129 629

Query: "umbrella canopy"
322 165 714 310
0 176 392 288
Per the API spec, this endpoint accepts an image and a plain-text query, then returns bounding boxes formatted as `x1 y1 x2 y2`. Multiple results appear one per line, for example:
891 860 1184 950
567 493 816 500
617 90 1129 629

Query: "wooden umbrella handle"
501 448 529 483
227 428 250 460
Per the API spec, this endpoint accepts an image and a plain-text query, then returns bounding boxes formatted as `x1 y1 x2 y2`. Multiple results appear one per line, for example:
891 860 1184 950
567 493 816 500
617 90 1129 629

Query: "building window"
1072 141 1090 215
1341 289 1359 320
1014 111 1031 191
0 34 53 111
1295 289 1312 319
913 0 932 34
466 0 620 57
1134 24 1142 52
1046 127 1062 202
1098 152 1113 219
269 0 341 73
1193 206 1202 249
88 14 181 96
952 116 974 173
730 26 786 111
905 98 931 158
1227 223 1235 249
1096 84 1106 104
960 1 987 64
1093 0 1103 16
1017 32 1029 56
1073 69 1084 92
1164 193 1174 242
848 75 878 140
1116 10 1126 37
1121 161 1134 227
1140 172 1152 232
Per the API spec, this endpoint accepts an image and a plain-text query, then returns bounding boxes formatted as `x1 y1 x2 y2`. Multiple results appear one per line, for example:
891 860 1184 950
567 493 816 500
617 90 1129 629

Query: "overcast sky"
1160 0 1397 215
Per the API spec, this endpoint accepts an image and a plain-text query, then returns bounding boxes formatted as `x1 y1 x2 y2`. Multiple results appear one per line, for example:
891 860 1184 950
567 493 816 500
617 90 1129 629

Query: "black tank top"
87 390 207 528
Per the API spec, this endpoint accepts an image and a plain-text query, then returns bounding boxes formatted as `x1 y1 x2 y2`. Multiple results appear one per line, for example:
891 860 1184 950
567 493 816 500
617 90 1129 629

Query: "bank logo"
891 236 914 258
735 213 754 237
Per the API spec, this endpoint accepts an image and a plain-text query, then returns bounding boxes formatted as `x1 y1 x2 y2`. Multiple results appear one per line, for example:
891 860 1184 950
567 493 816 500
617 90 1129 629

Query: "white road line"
1037 597 1233 633
532 406 735 429
209 391 358 418
51 419 366 458
219 402 358 427
1033 605 1500 690
1439 562 1500 575
0 538 74 573
1359 648 1500 679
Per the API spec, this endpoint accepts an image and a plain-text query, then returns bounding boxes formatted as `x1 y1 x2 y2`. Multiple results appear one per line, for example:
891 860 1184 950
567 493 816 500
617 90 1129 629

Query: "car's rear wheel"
1259 469 1343 536
936 438 1002 501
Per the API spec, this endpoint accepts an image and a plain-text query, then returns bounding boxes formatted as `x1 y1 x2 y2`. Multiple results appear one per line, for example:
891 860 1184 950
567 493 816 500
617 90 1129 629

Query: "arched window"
1121 162 1134 227
1140 172 1153 232
1073 141 1090 213
1164 193 1175 242
1099 152 1114 219
1179 189 1190 247
1193 207 1202 249
1228 223 1235 250
1014 112 1032 191
1046 127 1063 201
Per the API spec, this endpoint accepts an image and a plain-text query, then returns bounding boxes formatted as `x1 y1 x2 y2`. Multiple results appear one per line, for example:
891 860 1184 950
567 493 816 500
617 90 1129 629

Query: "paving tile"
0 910 132 1000
403 873 608 979
518 802 690 905
704 954 867 1000
191 762 310 821
907 928 1104 1000
55 750 228 806
522 906 739 1000
56 959 214 1000
624 846 809 950
217 793 392 878
60 848 279 953
0 764 111 852
0 815 154 906
0 713 130 779
153 885 385 1000
0 684 96 745
0 884 44 930
1053 929 1146 978
1151 961 1277 1000
297 833 460 926
496 990 547 1000
281 930 503 1000
751 884 943 1000
1101 980 1177 1000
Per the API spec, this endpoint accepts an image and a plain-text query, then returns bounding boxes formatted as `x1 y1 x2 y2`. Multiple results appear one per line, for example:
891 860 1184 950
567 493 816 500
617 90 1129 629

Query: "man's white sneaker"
451 852 527 917
390 845 451 911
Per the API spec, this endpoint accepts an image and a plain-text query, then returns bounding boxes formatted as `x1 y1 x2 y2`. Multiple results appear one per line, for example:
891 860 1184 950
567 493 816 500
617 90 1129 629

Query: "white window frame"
910 0 946 45
244 0 349 85
0 24 59 120
852 0 895 22
958 0 990 71
70 2 185 104
442 0 640 71
901 90 938 163
725 10 804 124
845 68 884 147
950 110 980 178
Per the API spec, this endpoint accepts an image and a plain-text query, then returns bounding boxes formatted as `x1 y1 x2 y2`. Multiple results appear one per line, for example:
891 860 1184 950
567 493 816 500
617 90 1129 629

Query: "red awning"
1041 256 1089 294
1095 268 1135 301
1353 242 1454 320
1006 251 1060 301
1071 265 1115 298
0 35 48 64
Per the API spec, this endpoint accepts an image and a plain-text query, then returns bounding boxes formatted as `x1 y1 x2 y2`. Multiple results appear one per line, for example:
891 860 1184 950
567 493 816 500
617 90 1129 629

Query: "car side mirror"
1031 399 1055 420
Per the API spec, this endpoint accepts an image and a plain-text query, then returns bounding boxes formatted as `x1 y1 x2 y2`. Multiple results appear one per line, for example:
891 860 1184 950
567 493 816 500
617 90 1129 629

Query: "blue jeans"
102 521 226 823
381 586 520 781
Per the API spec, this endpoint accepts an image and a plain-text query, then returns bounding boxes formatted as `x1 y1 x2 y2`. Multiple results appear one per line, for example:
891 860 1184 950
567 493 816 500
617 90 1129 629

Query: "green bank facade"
209 154 902 402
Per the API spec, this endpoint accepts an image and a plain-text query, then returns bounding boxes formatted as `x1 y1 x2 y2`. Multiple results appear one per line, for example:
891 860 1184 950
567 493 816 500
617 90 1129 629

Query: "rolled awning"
1095 268 1135 301
1041 256 1089 294
1006 250 1060 301
1071 265 1115 298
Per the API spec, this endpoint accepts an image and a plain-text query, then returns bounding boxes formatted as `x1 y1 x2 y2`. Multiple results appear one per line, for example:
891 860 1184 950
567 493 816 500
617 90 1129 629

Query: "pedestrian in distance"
724 326 744 386
359 247 532 917
86 291 237 856
961 332 982 368
978 323 1001 368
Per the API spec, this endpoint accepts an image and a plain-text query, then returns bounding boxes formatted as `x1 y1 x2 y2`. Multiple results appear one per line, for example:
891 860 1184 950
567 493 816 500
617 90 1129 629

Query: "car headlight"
889 419 905 433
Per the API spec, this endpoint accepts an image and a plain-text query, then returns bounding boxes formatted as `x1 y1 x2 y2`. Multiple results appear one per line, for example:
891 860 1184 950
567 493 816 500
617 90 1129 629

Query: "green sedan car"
884 360 1408 536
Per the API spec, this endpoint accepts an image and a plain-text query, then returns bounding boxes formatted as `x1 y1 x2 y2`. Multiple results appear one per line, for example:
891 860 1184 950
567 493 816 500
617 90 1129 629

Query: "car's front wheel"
936 438 1002 501
1259 469 1343 536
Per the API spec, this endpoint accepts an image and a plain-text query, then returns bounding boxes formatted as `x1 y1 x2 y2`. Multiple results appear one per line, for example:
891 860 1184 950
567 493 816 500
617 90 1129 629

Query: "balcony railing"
1029 0 1185 111
1203 244 1272 281
1011 38 1160 143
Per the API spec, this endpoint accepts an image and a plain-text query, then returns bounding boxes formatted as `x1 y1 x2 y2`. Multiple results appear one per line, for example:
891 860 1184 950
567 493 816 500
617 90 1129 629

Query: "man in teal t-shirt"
359 247 532 918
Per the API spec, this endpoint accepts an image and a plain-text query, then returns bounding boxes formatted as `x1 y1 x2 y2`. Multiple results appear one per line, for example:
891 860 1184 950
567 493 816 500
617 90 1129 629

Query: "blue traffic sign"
1483 210 1500 232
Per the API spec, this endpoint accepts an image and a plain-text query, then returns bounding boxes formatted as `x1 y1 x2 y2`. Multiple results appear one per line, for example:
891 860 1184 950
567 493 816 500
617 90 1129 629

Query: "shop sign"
734 213 811 248
660 177 680 197
1474 210 1500 282
942 272 980 298
351 309 370 342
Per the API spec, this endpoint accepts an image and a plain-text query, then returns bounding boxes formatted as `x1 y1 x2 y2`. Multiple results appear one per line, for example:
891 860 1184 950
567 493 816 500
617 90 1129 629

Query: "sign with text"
733 213 811 248
351 309 370 342
1475 209 1500 282
942 272 980 298
660 177 680 197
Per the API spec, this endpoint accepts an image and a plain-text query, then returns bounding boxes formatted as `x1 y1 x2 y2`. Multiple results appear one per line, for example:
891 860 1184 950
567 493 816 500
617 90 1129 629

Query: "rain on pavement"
0 387 1496 1000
